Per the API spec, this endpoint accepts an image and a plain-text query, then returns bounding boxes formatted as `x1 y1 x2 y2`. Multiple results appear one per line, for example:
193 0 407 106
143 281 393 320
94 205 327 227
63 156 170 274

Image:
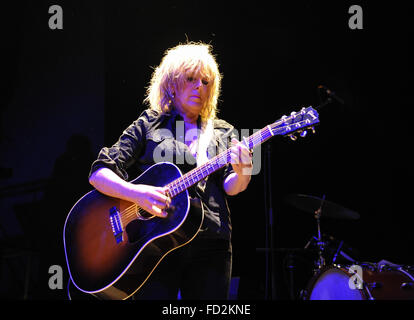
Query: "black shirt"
89 108 237 240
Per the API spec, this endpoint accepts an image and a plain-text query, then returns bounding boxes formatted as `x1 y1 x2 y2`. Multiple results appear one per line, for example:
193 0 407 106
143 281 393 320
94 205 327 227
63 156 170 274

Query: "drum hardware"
285 193 360 220
314 194 326 270
301 195 328 271
303 262 414 300
302 195 332 271
286 193 360 273
331 240 343 263
401 282 414 290
281 250 312 300
366 282 382 289
324 234 358 264
284 193 414 299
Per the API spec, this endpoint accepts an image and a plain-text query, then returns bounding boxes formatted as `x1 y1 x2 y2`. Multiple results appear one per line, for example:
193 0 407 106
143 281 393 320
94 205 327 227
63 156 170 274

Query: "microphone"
318 85 345 105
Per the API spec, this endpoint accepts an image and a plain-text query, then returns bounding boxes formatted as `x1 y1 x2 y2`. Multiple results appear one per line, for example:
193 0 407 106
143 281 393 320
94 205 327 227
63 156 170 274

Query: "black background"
0 0 412 300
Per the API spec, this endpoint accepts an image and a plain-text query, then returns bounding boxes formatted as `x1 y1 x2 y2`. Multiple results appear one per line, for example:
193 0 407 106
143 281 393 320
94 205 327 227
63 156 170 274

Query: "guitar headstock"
271 106 319 140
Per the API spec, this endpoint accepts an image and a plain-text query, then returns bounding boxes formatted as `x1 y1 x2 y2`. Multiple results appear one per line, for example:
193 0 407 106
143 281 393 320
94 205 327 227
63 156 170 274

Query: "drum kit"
283 194 414 300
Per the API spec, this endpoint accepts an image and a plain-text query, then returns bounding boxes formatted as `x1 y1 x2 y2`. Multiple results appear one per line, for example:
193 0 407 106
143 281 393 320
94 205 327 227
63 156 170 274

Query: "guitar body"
63 106 320 300
63 162 204 300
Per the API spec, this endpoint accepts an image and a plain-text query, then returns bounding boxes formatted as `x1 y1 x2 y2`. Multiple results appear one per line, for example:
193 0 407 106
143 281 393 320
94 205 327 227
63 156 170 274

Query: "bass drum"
304 263 414 300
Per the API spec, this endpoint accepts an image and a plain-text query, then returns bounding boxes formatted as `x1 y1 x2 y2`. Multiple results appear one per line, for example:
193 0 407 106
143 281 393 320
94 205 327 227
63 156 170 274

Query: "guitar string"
169 118 309 193
121 204 147 224
165 114 312 194
118 116 315 224
118 127 276 223
167 126 269 193
119 121 310 223
167 117 285 193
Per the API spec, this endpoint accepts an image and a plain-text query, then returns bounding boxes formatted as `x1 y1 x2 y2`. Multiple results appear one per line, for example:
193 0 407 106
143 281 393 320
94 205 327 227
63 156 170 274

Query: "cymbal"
285 194 360 220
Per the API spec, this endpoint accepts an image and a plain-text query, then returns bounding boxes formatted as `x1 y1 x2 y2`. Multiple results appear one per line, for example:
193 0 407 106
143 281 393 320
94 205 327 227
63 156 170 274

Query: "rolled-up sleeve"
89 114 147 181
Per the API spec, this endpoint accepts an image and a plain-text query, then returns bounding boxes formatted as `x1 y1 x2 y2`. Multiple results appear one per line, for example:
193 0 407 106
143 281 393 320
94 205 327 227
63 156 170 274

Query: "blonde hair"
144 42 221 122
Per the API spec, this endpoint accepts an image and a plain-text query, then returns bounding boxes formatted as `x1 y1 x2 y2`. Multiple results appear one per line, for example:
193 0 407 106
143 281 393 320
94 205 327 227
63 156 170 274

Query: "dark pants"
132 237 232 300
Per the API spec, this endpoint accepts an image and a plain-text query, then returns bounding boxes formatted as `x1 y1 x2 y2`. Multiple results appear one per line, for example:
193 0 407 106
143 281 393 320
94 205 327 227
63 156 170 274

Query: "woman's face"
174 71 210 121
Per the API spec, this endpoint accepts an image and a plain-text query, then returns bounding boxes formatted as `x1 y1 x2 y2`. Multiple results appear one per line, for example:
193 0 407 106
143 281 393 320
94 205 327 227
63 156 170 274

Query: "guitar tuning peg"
300 130 308 138
288 134 297 141
310 126 316 134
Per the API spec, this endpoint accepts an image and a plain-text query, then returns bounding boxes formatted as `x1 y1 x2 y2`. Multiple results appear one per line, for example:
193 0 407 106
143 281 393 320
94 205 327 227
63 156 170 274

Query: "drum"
304 263 414 300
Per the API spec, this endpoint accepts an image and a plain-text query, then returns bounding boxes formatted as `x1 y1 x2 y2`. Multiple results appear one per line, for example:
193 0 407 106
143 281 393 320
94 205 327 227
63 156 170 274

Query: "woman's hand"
89 167 171 218
229 138 253 176
132 184 171 218
223 138 253 196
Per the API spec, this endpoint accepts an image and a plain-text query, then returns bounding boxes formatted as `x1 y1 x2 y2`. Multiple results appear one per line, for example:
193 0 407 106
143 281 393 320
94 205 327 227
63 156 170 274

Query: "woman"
88 42 253 299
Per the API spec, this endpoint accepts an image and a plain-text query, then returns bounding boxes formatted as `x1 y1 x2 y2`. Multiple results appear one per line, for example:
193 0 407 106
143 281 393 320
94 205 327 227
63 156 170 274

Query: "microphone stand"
263 143 276 300
261 85 341 300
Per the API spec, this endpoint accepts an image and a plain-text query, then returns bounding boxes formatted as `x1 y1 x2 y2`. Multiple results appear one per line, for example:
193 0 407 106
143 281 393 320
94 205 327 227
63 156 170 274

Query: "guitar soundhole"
136 209 155 220
125 204 178 244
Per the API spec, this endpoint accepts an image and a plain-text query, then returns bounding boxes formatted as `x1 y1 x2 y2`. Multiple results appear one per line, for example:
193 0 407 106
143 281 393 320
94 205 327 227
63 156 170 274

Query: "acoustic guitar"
63 107 319 299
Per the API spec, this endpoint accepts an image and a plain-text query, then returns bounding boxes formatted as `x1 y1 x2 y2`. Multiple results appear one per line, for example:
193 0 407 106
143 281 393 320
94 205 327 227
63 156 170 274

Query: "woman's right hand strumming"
89 167 170 218
132 184 171 218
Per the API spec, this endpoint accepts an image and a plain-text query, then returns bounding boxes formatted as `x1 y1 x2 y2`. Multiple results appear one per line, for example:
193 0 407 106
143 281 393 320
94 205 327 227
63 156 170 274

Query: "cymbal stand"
314 194 326 270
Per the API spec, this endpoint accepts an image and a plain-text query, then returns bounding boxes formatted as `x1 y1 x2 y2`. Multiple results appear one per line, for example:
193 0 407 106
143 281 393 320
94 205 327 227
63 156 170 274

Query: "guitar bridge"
109 207 123 244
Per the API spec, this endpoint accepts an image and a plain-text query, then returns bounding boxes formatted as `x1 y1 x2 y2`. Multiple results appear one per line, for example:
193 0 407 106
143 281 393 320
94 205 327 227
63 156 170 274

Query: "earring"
169 92 175 106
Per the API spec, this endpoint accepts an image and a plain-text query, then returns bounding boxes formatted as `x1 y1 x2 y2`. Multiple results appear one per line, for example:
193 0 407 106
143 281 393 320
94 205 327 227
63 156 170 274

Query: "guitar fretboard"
166 106 318 198
166 126 274 198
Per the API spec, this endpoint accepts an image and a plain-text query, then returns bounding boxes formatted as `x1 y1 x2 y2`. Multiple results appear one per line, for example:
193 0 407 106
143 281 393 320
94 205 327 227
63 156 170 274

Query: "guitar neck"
166 106 319 198
166 125 274 198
